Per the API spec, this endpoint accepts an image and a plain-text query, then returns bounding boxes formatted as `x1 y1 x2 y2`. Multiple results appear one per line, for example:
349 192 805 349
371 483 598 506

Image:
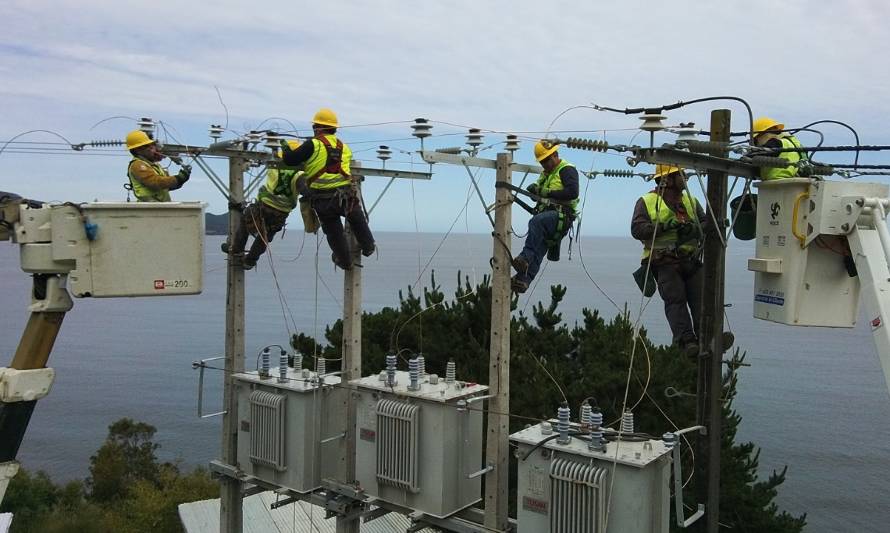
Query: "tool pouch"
632 264 658 297
300 198 320 234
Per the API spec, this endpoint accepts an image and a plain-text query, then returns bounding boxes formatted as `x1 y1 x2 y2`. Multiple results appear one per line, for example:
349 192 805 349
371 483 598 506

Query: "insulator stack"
445 359 456 384
639 113 667 132
88 139 125 148
684 139 730 154
800 163 835 176
674 123 698 143
408 358 420 391
377 145 392 161
588 409 604 451
749 156 792 168
416 354 425 377
505 134 520 153
138 117 155 135
435 147 463 154
316 357 326 378
386 353 397 386
411 118 433 139
601 169 636 178
278 350 288 383
209 124 224 141
579 401 592 432
662 432 676 450
260 347 271 378
556 402 571 445
264 132 282 151
620 410 634 433
293 352 303 374
466 128 484 150
564 137 610 152
247 130 263 144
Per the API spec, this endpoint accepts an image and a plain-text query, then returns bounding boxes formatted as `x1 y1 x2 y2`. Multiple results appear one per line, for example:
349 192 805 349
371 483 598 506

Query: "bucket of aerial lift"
747 178 889 327
729 193 757 241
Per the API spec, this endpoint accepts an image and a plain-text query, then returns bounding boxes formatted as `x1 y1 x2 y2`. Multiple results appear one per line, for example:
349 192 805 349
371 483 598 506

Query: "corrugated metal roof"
178 491 437 533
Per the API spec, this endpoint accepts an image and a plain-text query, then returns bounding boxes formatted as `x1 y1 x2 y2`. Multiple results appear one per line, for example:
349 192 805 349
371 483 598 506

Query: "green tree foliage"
301 272 805 531
2 419 218 533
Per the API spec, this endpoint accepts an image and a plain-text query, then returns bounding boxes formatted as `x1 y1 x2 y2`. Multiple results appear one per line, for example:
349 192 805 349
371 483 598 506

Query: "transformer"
233 368 347 493
351 369 487 518
511 422 671 533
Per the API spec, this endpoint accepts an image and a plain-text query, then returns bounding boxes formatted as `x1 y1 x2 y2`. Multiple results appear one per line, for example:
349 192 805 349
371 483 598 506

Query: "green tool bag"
729 193 757 241
632 264 657 297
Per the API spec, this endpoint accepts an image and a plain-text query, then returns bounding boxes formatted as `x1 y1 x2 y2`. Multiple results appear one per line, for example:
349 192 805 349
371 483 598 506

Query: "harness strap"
306 136 351 186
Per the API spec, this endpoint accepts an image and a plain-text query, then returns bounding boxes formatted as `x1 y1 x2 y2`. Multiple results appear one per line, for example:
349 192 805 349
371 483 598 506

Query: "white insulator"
247 130 263 144
377 145 392 161
674 122 698 143
466 128 484 149
445 359 456 384
138 117 155 135
378 370 388 381
663 432 676 450
316 357 326 378
264 132 283 151
541 421 552 435
621 410 634 434
579 402 592 431
408 358 420 391
417 354 426 377
411 118 433 139
278 350 288 383
556 403 571 445
386 354 397 386
504 134 520 153
260 347 271 378
293 352 302 374
209 124 224 140
639 113 667 132
589 409 604 451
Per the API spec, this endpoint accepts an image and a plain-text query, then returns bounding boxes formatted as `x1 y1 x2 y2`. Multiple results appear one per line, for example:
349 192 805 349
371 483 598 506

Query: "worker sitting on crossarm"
511 140 579 294
223 140 314 270
631 165 711 356
752 116 807 181
281 108 375 271
125 130 191 202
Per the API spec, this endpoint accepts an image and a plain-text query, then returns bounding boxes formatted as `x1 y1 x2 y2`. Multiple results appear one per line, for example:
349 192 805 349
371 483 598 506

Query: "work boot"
512 255 529 274
722 331 735 352
221 241 230 254
361 243 376 257
242 257 257 270
511 275 529 294
332 253 352 271
680 337 700 358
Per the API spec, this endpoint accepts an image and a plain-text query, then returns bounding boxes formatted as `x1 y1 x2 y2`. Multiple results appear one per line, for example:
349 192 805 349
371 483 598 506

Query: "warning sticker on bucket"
755 294 785 306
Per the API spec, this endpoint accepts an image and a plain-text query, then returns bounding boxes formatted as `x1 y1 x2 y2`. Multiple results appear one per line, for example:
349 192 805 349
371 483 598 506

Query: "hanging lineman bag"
632 264 657 297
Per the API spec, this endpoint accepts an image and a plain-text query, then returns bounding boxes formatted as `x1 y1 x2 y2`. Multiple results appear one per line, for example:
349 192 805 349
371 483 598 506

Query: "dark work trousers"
311 188 375 267
515 210 560 284
231 202 289 262
653 258 703 345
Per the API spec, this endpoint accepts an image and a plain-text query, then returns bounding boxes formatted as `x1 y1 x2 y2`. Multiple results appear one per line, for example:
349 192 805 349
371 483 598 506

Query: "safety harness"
306 135 351 188
494 181 576 249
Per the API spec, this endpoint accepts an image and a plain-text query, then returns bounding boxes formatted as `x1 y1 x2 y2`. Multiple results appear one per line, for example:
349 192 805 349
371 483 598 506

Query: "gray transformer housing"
233 369 347 493
352 370 488 518
511 423 671 533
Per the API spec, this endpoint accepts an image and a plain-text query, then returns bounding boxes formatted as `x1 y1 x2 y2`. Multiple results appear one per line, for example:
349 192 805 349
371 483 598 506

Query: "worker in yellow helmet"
281 108 375 270
631 165 709 356
752 117 807 180
223 140 312 270
124 130 191 202
510 140 579 294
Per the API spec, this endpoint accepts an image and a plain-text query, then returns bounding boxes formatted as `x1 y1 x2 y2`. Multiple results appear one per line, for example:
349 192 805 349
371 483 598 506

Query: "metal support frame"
633 147 759 179
670 426 706 528
192 356 226 418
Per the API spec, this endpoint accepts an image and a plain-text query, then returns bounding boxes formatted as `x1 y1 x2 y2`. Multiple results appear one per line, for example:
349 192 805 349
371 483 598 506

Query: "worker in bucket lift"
631 165 733 357
280 108 375 271
222 140 317 270
752 116 807 181
511 140 579 294
124 130 191 202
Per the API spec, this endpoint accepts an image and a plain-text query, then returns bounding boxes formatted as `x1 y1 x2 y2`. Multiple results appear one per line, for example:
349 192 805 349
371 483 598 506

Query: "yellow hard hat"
125 130 155 150
277 139 301 159
752 117 785 137
654 164 683 180
312 108 339 128
534 140 559 162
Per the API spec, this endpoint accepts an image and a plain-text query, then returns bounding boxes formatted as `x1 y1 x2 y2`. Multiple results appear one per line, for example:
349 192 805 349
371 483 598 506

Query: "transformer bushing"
417 354 426 377
316 357 326 379
621 410 634 434
556 403 571 445
589 409 605 452
579 401 592 432
278 350 288 383
260 347 270 378
293 352 302 374
386 354 397 386
662 432 676 450
408 358 421 391
445 359 456 384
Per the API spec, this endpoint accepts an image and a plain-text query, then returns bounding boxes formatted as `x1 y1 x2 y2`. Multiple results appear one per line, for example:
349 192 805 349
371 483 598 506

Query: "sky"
1 0 889 235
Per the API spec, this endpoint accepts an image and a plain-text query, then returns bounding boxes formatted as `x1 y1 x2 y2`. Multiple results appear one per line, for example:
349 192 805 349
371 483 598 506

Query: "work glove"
177 165 192 185
656 219 679 233
527 183 540 196
280 139 295 157
677 222 703 243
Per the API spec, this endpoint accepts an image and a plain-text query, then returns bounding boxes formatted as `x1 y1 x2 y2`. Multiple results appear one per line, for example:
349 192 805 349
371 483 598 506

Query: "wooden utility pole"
484 152 512 531
337 168 363 533
220 156 247 533
695 109 730 533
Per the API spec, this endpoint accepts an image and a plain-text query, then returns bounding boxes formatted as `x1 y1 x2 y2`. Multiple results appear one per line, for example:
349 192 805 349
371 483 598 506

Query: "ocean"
2 232 889 532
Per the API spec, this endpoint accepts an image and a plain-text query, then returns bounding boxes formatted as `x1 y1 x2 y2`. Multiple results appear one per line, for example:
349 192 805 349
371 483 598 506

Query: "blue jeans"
516 210 559 283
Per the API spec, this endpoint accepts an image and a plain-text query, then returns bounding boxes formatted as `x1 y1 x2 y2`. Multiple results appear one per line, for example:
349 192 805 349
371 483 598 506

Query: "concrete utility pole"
484 152 512 531
220 156 247 533
337 168 363 533
695 109 730 533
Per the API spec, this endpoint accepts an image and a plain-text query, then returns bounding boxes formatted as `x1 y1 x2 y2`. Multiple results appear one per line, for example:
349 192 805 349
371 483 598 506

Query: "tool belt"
309 183 361 214
538 203 576 248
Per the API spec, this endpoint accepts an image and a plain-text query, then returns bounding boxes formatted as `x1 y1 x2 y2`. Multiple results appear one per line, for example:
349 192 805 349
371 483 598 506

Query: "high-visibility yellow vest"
761 134 806 181
304 134 352 190
640 191 700 259
535 159 578 214
257 168 301 212
127 157 171 202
